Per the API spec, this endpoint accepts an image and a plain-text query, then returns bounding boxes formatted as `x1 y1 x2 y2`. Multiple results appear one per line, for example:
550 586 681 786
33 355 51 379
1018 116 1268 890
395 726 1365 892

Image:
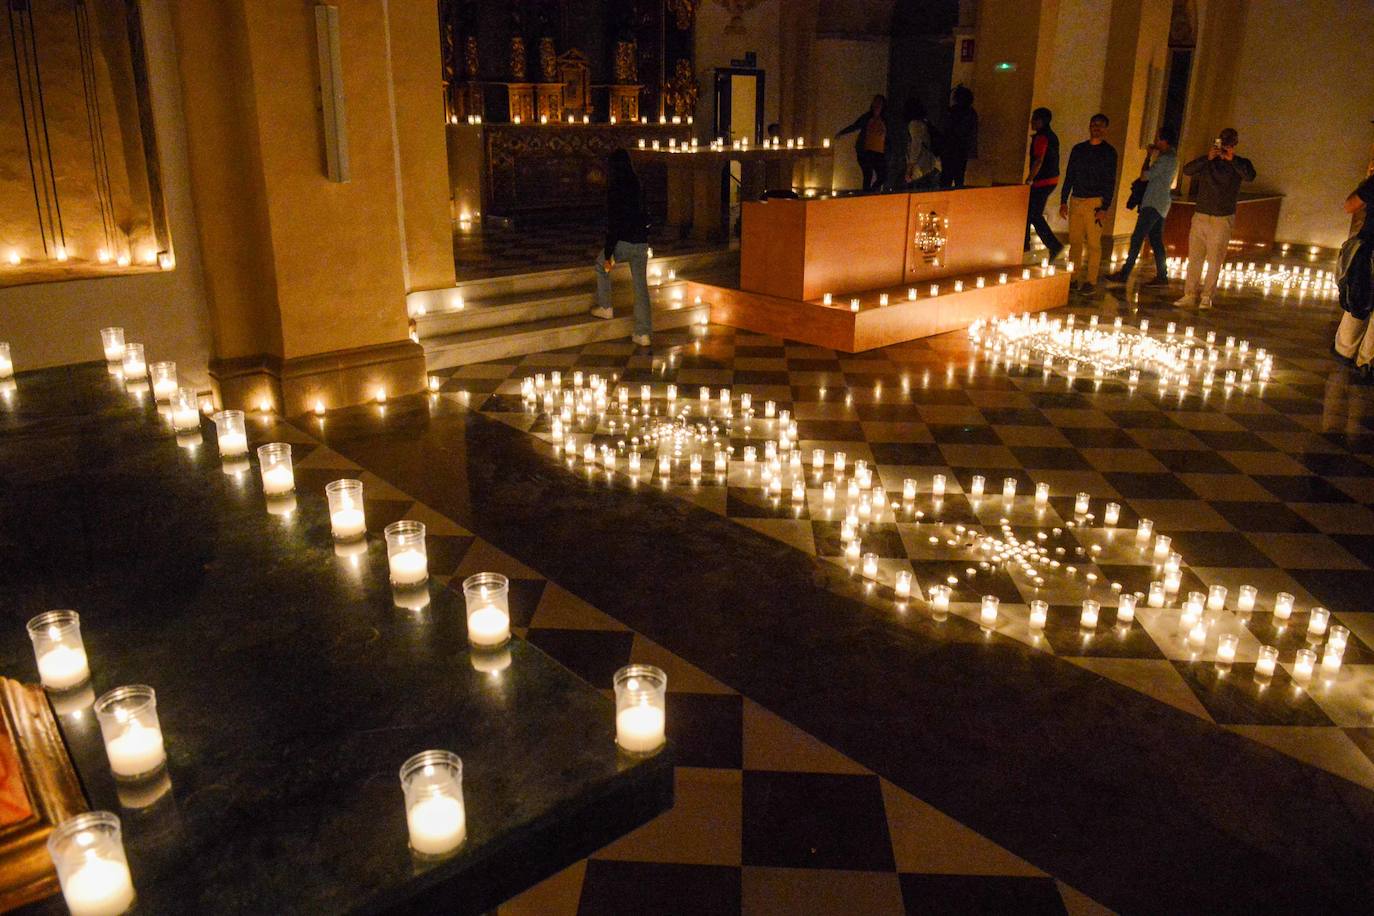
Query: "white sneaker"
1175 294 1198 308
1198 297 1213 310
590 306 613 320
632 333 652 347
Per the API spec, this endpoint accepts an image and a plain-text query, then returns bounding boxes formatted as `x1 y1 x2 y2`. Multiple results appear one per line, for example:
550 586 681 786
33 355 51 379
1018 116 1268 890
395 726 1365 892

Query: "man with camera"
1177 127 1256 308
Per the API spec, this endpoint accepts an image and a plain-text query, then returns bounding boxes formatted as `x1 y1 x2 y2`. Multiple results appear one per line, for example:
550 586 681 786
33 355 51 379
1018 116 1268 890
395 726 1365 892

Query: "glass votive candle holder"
894 570 912 599
1237 584 1257 613
980 595 999 627
149 361 177 401
1183 591 1205 619
94 685 166 780
326 479 366 541
1117 593 1137 624
121 343 146 379
902 479 916 501
1217 633 1238 667
823 481 836 503
169 388 200 432
862 553 879 578
1074 492 1090 516
400 750 466 857
1293 648 1316 684
212 409 247 457
812 449 825 471
385 520 428 587
1207 585 1228 611
1034 482 1050 505
1002 477 1017 500
970 475 985 498
1080 599 1100 629
463 572 511 648
1307 606 1329 637
1255 645 1278 679
1136 518 1154 542
1273 592 1294 620
100 327 126 363
929 584 951 615
1104 502 1120 527
1147 581 1165 607
1321 644 1344 674
932 474 945 498
27 610 90 691
1164 568 1182 595
1153 535 1172 561
614 664 667 754
257 443 294 496
1329 625 1350 653
1029 599 1048 630
47 811 136 916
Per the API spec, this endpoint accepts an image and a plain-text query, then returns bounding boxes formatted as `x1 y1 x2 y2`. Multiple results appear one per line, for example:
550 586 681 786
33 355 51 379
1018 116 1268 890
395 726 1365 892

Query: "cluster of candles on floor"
1147 256 1338 299
969 311 1275 390
819 264 1060 313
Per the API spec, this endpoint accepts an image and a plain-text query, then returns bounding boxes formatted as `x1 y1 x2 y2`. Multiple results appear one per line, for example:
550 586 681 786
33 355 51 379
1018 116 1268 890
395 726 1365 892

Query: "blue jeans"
595 241 651 336
1119 207 1167 279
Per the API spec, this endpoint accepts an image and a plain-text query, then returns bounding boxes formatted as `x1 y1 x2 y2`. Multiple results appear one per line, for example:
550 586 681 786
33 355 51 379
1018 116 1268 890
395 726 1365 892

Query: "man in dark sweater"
1178 127 1256 308
1058 113 1117 293
1024 108 1062 259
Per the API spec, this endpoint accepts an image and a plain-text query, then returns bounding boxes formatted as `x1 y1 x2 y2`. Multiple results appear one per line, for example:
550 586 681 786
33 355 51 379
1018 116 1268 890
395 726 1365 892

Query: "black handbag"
1126 178 1148 211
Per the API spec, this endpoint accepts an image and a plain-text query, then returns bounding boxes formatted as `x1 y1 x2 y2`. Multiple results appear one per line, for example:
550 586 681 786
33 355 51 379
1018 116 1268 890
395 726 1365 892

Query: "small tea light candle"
1080 599 1100 629
980 595 999 627
895 571 912 599
1255 645 1278 679
100 327 126 363
400 750 466 856
1103 502 1120 527
149 362 177 401
1307 606 1329 637
1117 593 1137 624
929 584 951 614
121 343 146 379
1236 584 1256 613
385 520 428 586
326 479 366 541
95 685 166 779
1207 585 1228 612
1293 648 1316 684
1273 592 1294 620
1136 518 1153 542
463 572 511 647
614 665 666 753
1074 492 1090 515
212 409 248 457
1002 477 1017 500
27 610 90 691
932 474 945 498
257 443 294 496
1217 633 1238 666
46 812 136 916
1148 581 1165 607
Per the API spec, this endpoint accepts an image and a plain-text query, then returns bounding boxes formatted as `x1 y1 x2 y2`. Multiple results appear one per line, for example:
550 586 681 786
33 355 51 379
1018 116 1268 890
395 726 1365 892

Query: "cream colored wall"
1098 0 1171 238
971 0 1060 186
1041 0 1109 233
1226 0 1374 248
693 0 782 138
0 0 213 384
813 38 890 191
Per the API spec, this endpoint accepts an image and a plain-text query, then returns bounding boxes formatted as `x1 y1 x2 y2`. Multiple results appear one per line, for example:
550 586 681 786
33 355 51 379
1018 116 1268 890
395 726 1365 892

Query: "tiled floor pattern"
270 424 1101 915
454 216 728 279
438 273 1374 794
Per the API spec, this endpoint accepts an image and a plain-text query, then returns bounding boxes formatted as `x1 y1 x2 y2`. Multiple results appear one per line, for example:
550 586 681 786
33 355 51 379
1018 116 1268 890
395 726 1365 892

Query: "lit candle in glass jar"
1255 645 1278 679
1153 535 1171 561
895 571 912 599
326 479 366 540
1136 519 1153 542
149 362 177 401
1074 492 1090 515
1080 599 1100 629
862 553 878 577
385 520 428 586
1002 477 1017 500
257 443 294 496
401 750 466 856
614 665 666 753
46 812 137 916
1237 585 1256 613
970 475 985 498
121 343 146 379
1307 606 1329 637
1293 648 1316 684
1034 482 1050 506
1103 502 1120 527
1321 644 1343 674
1029 599 1048 630
1273 592 1294 620
929 584 951 614
27 610 90 691
95 685 166 779
980 595 999 627
1207 585 1228 611
833 451 845 473
932 474 945 498
1217 633 1238 666
463 572 511 647
100 327 126 363
1117 593 1137 624
1148 581 1165 607
213 409 248 457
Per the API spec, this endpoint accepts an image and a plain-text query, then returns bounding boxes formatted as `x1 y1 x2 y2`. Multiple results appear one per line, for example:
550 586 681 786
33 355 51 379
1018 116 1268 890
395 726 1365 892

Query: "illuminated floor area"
313 271 1374 913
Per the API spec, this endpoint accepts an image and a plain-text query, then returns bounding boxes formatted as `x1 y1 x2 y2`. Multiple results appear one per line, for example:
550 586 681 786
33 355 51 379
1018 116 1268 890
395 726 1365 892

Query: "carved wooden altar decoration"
558 50 591 119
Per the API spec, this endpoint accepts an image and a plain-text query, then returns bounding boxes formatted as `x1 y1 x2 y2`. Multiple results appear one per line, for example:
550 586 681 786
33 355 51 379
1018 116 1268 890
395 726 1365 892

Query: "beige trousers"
1067 197 1104 283
1335 311 1374 367
1184 212 1234 301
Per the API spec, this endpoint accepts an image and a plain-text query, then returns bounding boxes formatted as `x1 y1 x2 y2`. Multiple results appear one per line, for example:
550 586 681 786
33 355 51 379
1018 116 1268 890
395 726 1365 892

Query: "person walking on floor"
1025 107 1063 260
591 149 653 347
903 98 940 191
1177 127 1256 309
941 85 977 189
1058 113 1117 294
1106 125 1179 288
1335 172 1374 382
836 95 888 191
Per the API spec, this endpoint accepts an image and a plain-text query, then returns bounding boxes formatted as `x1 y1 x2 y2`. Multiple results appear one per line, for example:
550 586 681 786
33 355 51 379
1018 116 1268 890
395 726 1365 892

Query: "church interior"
2 1 1374 913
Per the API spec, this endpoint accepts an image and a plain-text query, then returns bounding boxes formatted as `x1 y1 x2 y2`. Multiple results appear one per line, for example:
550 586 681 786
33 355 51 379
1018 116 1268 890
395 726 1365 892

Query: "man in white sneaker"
1177 128 1255 309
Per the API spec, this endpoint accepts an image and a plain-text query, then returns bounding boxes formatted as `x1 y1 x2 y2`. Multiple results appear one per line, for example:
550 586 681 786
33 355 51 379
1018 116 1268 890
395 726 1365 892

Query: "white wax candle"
1080 601 1099 629
62 854 136 916
261 464 294 496
105 721 166 778
931 587 950 613
1307 607 1329 637
1237 585 1256 612
172 406 199 431
1273 593 1294 620
1104 502 1120 526
407 795 466 855
1029 600 1048 630
38 644 90 691
895 571 911 599
1217 634 1238 663
616 703 665 752
1117 594 1137 624
1255 647 1277 678
389 549 428 585
218 432 247 457
1321 646 1342 673
980 596 998 627
1148 582 1165 607
932 474 945 497
152 379 176 401
970 475 985 497
1293 650 1315 683
1207 586 1227 611
331 509 366 540
467 606 510 647
103 345 124 362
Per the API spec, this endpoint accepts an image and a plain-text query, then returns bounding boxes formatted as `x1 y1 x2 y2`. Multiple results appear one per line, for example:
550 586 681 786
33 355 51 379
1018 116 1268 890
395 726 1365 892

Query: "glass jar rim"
212 408 244 424
27 609 80 638
95 684 156 717
256 442 291 459
462 571 508 593
385 520 426 540
47 810 121 851
326 478 363 494
399 749 462 785
614 664 666 691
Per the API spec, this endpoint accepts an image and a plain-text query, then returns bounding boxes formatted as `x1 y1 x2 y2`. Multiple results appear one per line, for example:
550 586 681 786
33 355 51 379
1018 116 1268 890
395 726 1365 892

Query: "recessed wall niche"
1 0 170 286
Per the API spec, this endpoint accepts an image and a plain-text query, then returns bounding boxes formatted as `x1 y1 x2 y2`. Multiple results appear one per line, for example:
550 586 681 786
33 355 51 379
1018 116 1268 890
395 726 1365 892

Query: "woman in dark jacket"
591 149 653 347
1335 174 1374 381
836 95 888 191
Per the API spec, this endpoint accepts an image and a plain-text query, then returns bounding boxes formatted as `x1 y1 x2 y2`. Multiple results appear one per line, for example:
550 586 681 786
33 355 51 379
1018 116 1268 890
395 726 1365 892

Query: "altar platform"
0 364 672 914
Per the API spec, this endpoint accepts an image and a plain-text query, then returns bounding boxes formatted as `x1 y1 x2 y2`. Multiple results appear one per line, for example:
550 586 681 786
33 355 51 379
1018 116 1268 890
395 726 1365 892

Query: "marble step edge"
414 282 691 338
422 302 710 370
407 248 739 315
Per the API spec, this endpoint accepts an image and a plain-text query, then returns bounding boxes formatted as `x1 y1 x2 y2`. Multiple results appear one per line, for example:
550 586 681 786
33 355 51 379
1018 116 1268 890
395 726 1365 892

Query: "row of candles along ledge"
634 135 829 152
469 112 696 126
820 264 1064 311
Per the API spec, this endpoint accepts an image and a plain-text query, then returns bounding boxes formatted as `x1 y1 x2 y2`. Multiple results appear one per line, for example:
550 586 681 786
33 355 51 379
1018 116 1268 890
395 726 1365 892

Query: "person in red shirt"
1024 107 1063 260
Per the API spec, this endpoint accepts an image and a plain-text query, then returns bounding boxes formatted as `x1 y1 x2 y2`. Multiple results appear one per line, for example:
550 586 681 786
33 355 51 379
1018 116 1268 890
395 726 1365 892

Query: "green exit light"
995 61 1017 72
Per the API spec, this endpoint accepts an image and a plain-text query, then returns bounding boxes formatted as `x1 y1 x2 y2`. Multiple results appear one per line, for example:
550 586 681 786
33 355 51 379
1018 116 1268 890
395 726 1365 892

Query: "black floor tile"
525 628 636 687
1171 662 1333 726
899 874 1067 916
663 693 743 770
1167 531 1276 568
1252 475 1356 504
1209 502 1319 534
578 860 741 916
741 771 895 871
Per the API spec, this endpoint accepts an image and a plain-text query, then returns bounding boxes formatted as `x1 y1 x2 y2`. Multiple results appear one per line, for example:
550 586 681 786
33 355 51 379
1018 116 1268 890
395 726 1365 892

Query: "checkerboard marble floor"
439 270 1374 800
454 216 728 279
276 426 1101 915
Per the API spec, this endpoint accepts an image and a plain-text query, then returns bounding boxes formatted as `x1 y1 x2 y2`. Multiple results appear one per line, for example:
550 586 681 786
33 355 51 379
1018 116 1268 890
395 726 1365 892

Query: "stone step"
422 300 710 370
414 281 686 338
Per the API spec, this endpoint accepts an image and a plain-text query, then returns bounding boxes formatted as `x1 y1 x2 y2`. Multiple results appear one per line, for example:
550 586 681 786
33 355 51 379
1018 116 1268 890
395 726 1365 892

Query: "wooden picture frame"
0 678 87 911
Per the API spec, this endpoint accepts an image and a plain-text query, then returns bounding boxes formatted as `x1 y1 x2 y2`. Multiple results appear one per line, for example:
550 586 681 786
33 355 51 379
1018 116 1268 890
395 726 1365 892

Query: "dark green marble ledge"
0 363 672 915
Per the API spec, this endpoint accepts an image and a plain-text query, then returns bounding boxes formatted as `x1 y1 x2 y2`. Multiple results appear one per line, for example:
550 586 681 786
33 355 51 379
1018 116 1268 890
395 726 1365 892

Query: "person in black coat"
591 149 654 347
940 85 977 189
